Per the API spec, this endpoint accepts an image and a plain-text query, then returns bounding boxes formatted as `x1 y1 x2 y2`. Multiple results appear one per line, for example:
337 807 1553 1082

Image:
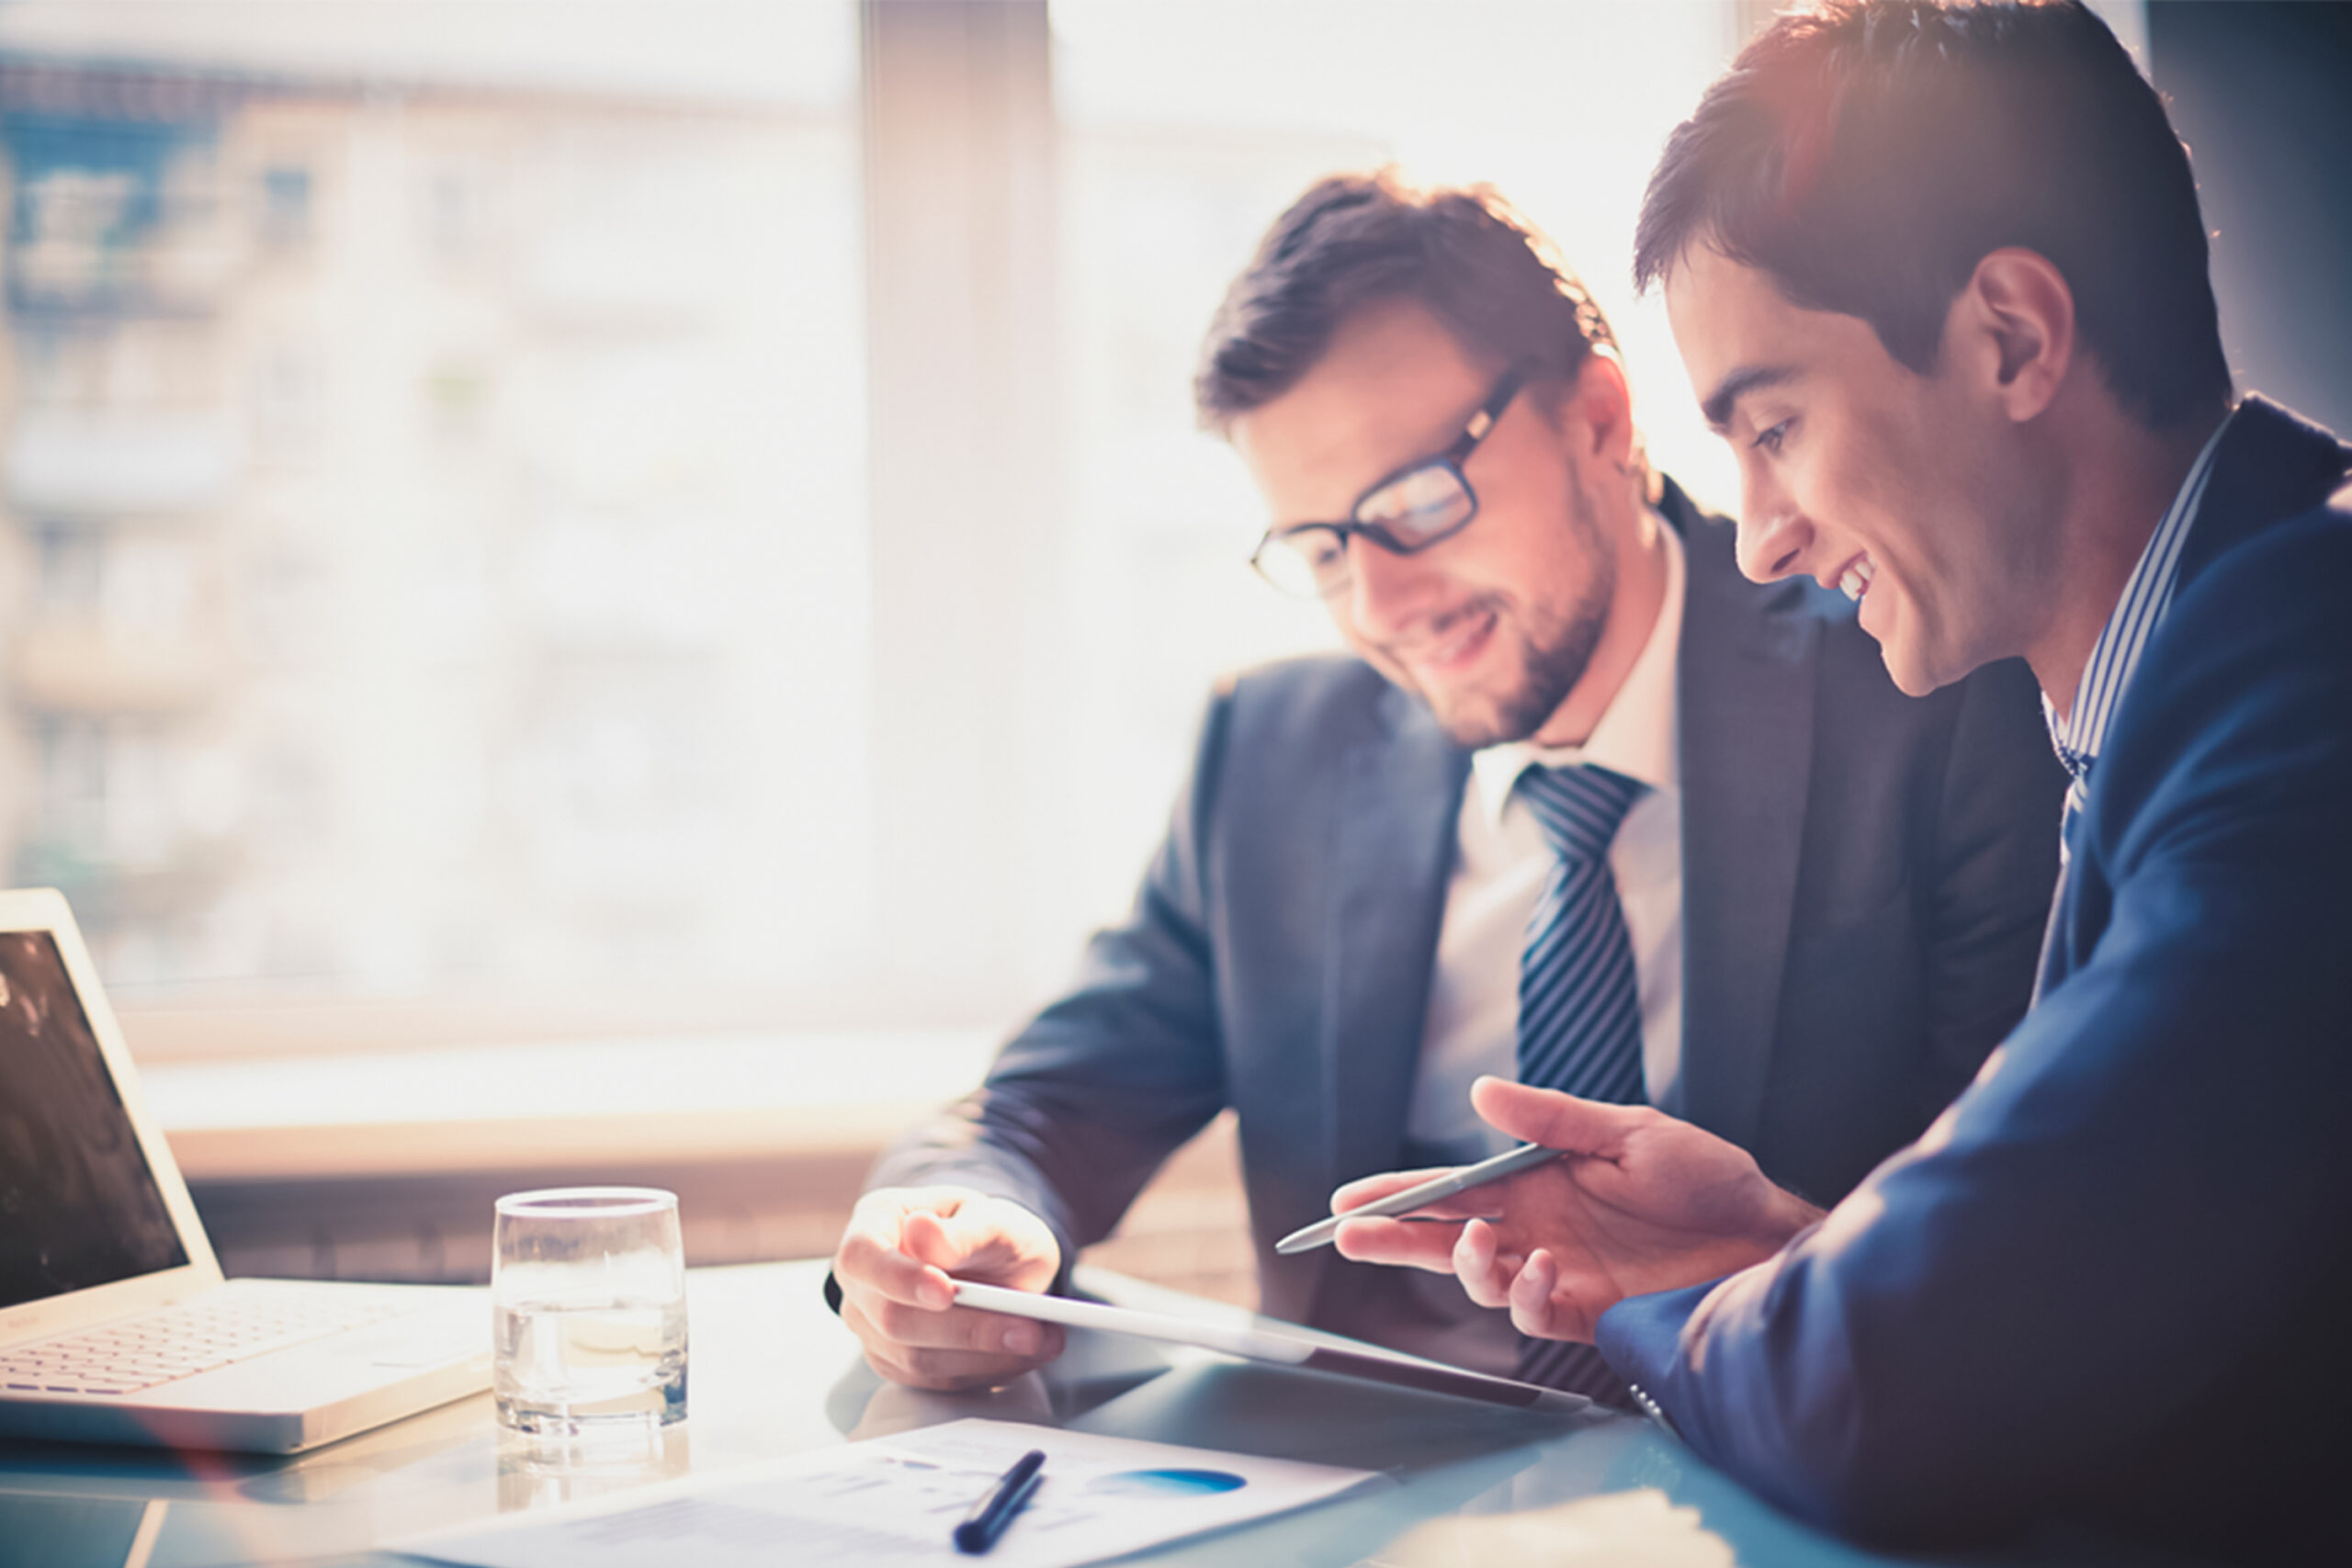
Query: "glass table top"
0 1258 2208 1568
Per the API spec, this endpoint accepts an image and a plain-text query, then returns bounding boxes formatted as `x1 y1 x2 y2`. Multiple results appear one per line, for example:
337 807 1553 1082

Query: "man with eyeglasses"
826 171 2064 1404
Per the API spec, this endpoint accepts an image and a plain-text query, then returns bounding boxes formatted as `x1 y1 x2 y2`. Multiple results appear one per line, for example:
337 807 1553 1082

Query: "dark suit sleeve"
864 686 1237 1278
1597 518 2352 1547
1915 659 2066 1118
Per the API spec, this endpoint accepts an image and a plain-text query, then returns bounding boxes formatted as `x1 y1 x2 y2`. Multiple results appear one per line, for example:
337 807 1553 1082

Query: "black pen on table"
954 1448 1046 1554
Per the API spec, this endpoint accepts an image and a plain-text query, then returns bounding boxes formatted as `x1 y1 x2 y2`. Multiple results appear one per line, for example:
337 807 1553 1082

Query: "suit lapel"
2034 395 2349 1003
2173 395 2352 592
1672 488 1820 1148
1318 682 1467 1210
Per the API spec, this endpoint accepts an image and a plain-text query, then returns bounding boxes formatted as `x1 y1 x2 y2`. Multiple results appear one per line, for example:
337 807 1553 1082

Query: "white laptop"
0 887 491 1454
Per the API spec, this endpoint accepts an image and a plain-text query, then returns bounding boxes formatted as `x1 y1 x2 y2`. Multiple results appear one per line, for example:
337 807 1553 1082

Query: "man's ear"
1954 248 2075 423
1561 350 1636 468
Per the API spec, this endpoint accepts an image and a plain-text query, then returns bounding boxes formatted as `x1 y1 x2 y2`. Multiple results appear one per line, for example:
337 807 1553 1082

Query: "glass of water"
492 1188 688 1437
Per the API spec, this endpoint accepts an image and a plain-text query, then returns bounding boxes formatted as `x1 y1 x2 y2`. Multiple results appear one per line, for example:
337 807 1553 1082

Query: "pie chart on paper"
1088 1468 1249 1498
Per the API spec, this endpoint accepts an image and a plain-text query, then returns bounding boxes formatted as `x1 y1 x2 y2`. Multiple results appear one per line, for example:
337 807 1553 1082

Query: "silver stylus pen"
1274 1141 1562 1255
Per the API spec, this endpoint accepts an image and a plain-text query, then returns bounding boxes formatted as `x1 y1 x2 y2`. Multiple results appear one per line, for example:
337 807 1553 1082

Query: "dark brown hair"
1195 170 1618 431
1634 0 2230 428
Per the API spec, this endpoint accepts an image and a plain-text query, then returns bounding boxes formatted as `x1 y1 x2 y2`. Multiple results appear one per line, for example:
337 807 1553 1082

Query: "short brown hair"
1634 0 2230 429
1195 170 1618 432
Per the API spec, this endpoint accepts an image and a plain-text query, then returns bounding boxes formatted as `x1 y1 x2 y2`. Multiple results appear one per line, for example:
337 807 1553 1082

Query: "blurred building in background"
0 20 868 1021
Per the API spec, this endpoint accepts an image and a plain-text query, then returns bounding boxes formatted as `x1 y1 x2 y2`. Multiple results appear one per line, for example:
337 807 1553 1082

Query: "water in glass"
492 1188 688 1436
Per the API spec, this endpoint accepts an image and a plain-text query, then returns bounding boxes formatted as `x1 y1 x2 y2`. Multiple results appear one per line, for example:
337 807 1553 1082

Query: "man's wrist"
1759 1188 1827 1252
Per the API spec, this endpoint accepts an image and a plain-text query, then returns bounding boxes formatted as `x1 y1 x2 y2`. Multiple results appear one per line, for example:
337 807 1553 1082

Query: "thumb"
899 1208 976 1272
1471 1076 1637 1155
921 1199 1045 1279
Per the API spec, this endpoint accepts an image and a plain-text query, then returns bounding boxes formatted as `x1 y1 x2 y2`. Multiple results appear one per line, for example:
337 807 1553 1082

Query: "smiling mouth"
1836 554 1878 603
1396 606 1498 675
1430 609 1495 662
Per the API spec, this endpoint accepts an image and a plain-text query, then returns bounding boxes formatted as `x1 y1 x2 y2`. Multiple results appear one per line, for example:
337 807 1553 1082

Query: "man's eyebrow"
1700 364 1800 434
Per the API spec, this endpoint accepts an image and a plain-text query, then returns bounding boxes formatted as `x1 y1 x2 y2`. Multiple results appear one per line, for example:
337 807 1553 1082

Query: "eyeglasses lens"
1359 462 1473 542
1257 528 1346 599
1251 461 1476 601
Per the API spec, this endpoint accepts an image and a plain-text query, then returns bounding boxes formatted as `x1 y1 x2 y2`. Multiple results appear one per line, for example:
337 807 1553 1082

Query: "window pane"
0 5 865 1019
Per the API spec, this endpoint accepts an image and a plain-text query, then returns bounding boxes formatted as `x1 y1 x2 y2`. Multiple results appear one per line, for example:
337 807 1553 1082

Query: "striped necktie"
1510 761 1646 1403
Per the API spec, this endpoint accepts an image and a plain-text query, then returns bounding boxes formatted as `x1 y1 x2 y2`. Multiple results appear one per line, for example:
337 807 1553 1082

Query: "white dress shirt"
1405 515 1685 1163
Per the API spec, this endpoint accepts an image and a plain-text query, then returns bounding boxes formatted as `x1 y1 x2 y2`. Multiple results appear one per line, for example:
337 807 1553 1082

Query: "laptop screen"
0 931 188 1310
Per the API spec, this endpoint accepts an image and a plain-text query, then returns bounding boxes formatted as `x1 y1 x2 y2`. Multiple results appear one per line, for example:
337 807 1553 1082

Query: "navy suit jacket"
874 482 2064 1357
1600 399 2352 1559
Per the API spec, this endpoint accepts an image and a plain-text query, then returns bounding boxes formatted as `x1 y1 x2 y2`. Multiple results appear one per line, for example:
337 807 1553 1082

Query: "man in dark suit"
1331 2 2352 1557
828 172 2064 1404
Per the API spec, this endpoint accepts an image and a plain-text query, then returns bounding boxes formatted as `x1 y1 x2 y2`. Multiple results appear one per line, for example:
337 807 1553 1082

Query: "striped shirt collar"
2042 408 2234 797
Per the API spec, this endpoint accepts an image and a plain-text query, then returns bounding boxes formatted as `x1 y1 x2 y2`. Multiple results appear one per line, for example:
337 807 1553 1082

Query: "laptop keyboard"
1 1286 422 1397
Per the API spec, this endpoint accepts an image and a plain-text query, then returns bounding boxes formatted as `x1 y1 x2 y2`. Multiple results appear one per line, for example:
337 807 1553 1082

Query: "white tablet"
951 1280 1591 1416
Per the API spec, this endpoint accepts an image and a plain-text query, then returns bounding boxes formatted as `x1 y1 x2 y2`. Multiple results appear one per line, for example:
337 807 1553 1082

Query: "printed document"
401 1418 1384 1568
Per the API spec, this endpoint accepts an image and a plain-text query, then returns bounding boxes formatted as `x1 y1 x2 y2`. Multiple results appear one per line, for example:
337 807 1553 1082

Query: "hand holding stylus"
1274 1140 1561 1255
1328 1077 1822 1342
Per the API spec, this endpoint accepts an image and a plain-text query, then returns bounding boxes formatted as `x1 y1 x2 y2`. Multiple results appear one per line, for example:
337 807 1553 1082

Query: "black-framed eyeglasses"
1249 363 1529 601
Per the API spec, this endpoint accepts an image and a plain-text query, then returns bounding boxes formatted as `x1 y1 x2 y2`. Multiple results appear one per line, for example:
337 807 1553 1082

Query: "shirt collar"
1472 509 1683 830
2041 407 2234 783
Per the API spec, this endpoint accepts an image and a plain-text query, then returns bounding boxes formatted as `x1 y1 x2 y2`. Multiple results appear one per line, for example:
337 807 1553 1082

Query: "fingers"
835 1205 954 1312
1329 1167 1456 1213
848 1290 1062 1359
844 1191 1058 1297
841 1293 1066 1392
1506 1248 1600 1343
1509 1247 1564 1338
1457 1225 1596 1341
1330 1214 1468 1273
906 1197 1063 1294
899 1210 976 1280
1453 1217 1522 1310
911 1203 1016 1269
833 1190 1069 1390
1470 1076 1644 1156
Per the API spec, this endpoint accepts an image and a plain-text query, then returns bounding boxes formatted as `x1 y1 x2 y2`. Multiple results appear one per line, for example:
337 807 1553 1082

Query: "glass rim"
495 1185 677 1219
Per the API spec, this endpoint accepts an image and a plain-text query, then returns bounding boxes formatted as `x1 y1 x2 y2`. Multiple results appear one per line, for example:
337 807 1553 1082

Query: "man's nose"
1342 536 1438 638
1736 469 1815 585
